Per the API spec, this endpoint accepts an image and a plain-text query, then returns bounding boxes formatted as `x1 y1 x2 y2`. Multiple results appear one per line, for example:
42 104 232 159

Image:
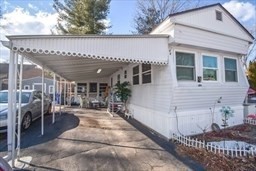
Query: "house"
2 3 253 138
0 63 36 90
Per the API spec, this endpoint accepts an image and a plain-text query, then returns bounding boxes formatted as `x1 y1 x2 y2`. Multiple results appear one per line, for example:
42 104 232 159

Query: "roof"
0 63 36 75
168 3 254 40
2 34 169 81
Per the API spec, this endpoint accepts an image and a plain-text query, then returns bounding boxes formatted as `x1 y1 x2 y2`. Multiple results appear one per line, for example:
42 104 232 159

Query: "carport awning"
2 35 169 81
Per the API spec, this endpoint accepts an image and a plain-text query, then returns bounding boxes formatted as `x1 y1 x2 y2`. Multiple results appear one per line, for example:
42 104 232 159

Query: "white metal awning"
3 35 169 81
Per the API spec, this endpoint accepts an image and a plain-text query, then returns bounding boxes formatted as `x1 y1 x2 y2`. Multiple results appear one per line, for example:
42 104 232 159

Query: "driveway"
0 107 203 171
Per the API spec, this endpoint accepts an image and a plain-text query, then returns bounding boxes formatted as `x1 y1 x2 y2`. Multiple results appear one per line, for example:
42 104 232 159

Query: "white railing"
244 118 256 125
171 133 256 158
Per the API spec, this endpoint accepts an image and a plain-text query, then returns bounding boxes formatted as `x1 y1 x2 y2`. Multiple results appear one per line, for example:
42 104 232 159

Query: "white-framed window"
133 65 140 85
117 74 120 84
24 85 30 90
33 83 46 92
224 57 237 82
202 55 218 81
49 85 54 94
124 70 127 79
176 51 195 81
142 64 151 84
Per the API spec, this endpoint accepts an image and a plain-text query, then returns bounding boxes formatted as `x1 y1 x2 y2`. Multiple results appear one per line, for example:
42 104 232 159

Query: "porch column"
41 66 45 135
6 49 15 165
69 82 72 106
17 54 24 159
52 73 56 124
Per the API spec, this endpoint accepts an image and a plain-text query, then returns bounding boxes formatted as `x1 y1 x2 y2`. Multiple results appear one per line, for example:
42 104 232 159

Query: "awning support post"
17 54 23 159
41 66 45 136
59 78 62 115
52 73 56 124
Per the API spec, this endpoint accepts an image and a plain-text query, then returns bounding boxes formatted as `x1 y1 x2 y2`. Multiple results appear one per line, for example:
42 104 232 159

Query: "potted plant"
114 81 131 113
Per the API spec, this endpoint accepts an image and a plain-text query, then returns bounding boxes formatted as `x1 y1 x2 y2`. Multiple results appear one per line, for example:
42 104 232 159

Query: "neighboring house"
22 68 54 95
2 3 254 138
0 63 36 90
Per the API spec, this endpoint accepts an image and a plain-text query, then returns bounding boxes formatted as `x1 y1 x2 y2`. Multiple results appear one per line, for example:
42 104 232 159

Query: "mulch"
175 124 256 171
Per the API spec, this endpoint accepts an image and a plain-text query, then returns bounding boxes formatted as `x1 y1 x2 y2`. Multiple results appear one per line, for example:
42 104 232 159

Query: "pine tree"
248 61 256 88
53 0 111 34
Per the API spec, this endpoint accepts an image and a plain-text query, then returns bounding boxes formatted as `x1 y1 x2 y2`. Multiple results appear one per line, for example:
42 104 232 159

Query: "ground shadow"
0 112 80 151
117 112 205 171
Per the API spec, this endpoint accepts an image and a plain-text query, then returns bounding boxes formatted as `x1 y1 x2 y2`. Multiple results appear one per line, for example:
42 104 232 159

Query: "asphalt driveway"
0 107 203 171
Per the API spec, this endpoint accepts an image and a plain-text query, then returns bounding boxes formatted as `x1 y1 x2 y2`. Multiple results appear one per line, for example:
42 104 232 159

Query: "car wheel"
21 112 32 130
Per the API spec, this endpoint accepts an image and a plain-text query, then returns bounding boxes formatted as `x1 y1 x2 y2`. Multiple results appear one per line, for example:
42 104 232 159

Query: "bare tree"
133 0 202 34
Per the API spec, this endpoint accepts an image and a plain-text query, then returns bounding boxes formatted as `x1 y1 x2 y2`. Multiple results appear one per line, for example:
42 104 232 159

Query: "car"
0 157 12 171
0 90 52 133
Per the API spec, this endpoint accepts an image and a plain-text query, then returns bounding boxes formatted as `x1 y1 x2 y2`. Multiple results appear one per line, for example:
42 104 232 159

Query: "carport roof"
2 34 169 81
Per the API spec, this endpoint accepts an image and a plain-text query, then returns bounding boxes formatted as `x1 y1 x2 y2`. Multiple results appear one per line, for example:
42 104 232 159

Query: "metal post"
59 78 62 115
17 55 23 159
7 50 14 163
41 67 45 135
69 82 71 106
64 80 66 109
52 74 56 124
11 52 18 166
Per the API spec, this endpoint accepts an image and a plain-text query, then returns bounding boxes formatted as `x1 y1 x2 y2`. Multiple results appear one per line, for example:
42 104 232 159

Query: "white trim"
24 85 30 90
223 56 239 83
174 50 197 82
201 54 220 82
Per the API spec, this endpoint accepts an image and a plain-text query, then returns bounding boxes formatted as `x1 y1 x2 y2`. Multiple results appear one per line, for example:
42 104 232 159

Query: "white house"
2 3 254 139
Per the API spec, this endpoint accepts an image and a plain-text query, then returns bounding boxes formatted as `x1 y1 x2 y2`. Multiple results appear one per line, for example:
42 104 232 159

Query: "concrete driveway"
0 107 203 171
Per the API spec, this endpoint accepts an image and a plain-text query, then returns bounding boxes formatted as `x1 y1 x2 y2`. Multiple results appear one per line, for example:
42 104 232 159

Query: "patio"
0 107 203 170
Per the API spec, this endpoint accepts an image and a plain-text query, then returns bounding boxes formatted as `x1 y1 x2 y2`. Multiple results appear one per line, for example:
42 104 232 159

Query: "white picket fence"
171 133 256 158
244 118 256 125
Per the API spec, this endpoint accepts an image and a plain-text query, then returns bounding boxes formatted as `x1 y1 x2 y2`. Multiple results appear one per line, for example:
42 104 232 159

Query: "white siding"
174 24 250 54
171 5 252 42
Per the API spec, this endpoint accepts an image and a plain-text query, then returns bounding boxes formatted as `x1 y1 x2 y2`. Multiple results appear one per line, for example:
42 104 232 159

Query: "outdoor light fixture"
97 68 102 74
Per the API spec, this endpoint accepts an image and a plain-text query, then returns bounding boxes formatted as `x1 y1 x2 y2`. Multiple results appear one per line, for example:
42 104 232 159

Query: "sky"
0 0 256 62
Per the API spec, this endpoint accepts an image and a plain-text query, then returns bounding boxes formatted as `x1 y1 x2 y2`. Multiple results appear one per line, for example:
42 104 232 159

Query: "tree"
53 0 111 34
114 81 131 112
247 61 256 89
133 0 201 34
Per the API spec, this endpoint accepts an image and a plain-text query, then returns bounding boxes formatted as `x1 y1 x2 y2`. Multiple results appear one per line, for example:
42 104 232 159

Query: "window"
224 58 237 82
49 85 54 94
111 77 113 87
133 65 139 85
89 83 97 92
124 70 127 79
117 74 120 84
24 85 30 90
216 11 222 21
203 55 218 81
176 52 195 81
142 64 151 84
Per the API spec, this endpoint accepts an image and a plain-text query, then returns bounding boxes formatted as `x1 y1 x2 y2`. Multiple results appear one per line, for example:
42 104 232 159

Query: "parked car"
0 90 52 133
0 157 12 171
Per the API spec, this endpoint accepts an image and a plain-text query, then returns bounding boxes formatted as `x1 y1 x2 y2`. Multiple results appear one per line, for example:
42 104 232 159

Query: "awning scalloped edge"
12 46 168 65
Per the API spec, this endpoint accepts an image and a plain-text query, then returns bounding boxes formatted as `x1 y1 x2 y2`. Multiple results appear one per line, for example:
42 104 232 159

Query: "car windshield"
0 92 31 103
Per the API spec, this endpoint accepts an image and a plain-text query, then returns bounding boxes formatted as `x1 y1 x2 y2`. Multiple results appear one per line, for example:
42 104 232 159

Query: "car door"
31 91 42 118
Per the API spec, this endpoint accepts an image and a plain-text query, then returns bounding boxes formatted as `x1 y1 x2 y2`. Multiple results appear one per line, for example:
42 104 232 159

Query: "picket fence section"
171 133 256 158
244 118 256 125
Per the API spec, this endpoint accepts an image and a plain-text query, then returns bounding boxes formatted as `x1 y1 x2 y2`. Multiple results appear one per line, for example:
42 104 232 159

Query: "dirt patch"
174 124 256 171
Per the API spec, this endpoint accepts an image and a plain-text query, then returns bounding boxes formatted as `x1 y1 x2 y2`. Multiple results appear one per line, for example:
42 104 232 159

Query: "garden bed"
175 124 256 170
